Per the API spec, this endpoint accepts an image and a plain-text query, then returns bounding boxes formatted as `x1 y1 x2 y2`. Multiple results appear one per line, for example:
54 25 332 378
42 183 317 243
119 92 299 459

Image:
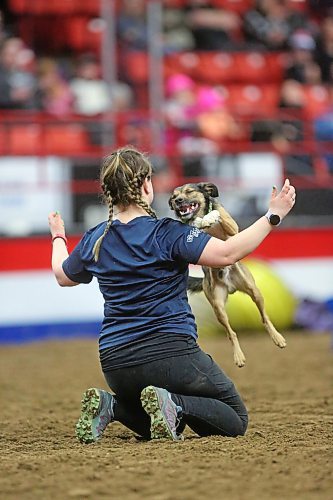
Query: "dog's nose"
175 196 184 204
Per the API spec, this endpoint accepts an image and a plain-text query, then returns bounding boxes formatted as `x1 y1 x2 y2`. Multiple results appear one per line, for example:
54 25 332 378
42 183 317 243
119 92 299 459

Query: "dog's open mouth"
177 202 199 220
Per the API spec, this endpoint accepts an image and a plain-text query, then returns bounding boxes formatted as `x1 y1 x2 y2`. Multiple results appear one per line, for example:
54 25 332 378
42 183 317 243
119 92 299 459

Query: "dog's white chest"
220 267 237 294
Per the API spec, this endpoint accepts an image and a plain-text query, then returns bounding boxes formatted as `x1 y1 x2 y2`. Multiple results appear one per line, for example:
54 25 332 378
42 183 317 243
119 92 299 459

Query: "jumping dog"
169 182 286 367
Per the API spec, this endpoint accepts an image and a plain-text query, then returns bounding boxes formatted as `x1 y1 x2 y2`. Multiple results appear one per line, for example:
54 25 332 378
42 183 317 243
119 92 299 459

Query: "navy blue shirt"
62 216 211 352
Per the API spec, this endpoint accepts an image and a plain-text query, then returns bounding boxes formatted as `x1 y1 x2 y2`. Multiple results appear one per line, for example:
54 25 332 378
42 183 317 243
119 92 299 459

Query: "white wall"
1 258 332 327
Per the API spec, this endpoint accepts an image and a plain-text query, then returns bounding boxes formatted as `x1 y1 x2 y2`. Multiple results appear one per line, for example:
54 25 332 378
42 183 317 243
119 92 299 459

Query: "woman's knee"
239 410 249 436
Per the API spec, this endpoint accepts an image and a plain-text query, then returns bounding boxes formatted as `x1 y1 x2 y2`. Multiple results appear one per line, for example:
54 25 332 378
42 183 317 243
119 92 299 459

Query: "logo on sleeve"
186 227 202 243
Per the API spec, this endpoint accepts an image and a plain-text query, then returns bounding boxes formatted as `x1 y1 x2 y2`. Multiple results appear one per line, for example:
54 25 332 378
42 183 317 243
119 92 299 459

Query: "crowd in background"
0 0 333 159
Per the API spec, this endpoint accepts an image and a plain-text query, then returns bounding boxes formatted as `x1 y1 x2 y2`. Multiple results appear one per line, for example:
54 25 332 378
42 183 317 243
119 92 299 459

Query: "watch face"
269 214 281 226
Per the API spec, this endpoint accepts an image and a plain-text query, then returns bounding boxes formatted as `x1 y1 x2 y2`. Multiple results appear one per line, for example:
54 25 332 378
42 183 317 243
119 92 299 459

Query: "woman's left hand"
48 211 66 239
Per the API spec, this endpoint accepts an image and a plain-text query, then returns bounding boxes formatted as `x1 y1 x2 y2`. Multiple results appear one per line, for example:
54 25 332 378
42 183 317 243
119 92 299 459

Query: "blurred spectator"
315 13 333 83
310 0 333 16
165 76 243 146
164 73 197 131
185 0 241 51
69 54 133 145
70 54 111 115
244 0 310 50
279 78 305 109
0 37 37 109
117 0 148 51
0 10 11 45
314 103 333 173
164 73 219 177
37 58 73 117
163 6 195 53
250 80 305 156
285 30 321 84
111 82 134 111
195 86 243 141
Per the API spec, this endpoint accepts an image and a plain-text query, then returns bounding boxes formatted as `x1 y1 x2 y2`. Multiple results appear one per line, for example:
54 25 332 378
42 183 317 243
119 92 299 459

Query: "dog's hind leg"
203 278 246 368
239 274 287 349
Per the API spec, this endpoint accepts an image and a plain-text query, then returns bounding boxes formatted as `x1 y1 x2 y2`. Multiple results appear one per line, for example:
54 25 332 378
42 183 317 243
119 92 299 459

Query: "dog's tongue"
179 204 191 215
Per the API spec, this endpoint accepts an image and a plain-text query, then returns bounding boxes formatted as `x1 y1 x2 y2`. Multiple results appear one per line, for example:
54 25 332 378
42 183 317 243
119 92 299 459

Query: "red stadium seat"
287 0 309 13
71 0 119 16
13 0 52 14
0 127 7 154
8 124 89 155
66 17 103 52
194 52 237 84
10 0 126 15
8 125 42 155
44 125 90 154
303 85 332 119
163 0 188 7
265 52 289 83
166 51 287 85
164 52 200 80
44 1 76 15
9 0 26 13
235 52 286 84
236 52 268 84
124 52 149 84
74 0 100 15
210 0 254 14
223 84 280 116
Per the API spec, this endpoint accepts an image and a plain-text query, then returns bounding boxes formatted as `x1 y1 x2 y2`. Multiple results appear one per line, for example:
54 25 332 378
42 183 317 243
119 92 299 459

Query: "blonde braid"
92 185 114 262
133 190 157 218
93 146 157 261
127 175 157 218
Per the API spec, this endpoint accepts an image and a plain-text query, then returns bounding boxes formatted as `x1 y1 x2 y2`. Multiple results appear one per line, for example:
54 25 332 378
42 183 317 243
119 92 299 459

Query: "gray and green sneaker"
75 388 115 444
140 385 183 441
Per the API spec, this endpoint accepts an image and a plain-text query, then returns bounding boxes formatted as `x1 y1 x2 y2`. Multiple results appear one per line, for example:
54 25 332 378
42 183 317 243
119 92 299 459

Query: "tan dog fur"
169 182 286 367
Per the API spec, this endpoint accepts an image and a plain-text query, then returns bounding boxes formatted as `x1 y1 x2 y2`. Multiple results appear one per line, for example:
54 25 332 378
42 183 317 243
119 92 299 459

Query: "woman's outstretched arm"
198 179 296 268
48 211 78 287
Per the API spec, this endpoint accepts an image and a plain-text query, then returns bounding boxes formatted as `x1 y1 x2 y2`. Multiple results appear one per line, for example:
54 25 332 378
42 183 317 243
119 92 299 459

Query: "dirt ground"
1 331 332 500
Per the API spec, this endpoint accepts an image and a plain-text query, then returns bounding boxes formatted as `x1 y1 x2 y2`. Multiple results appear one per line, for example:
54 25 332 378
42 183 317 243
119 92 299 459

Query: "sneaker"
140 385 183 441
75 387 115 444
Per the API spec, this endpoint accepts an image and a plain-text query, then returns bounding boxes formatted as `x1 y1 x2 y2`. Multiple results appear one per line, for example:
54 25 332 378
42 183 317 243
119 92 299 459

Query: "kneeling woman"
48 146 296 443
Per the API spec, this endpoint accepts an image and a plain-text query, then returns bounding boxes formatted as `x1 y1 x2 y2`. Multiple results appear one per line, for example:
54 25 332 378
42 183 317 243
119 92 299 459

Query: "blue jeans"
104 348 248 439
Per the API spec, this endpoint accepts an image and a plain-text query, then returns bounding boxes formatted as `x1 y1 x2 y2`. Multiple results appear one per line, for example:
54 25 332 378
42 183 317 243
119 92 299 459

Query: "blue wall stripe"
0 322 101 344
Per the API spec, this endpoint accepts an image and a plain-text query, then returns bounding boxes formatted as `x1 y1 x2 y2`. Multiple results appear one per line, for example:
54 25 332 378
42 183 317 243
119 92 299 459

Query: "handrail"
1 110 333 190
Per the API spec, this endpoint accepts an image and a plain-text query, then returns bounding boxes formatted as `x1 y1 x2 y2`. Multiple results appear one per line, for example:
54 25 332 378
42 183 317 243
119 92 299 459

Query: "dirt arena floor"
1 331 332 500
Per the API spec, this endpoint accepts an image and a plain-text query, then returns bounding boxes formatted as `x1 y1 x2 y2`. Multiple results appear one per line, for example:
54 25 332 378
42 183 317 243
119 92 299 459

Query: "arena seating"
222 84 281 116
65 16 104 53
0 123 90 156
9 0 108 15
7 125 42 155
139 50 287 86
303 85 332 118
2 0 332 184
193 52 286 85
210 0 254 14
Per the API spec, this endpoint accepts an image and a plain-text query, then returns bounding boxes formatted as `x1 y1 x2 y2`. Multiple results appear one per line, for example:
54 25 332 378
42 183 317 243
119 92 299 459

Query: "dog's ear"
197 182 219 198
168 195 174 209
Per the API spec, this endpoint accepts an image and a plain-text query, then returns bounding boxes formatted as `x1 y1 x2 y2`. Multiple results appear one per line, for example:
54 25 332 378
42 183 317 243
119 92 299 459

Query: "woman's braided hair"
93 146 157 261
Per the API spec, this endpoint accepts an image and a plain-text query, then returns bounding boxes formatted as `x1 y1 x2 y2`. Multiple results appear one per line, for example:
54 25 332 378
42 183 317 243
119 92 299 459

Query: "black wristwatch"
265 210 281 226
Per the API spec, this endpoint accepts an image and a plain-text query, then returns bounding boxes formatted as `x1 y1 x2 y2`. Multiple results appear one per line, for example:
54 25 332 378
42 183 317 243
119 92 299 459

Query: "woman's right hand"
269 179 296 220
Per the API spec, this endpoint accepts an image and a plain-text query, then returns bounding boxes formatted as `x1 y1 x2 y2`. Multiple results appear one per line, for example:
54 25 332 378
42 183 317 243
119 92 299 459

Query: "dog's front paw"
193 217 205 229
201 210 221 228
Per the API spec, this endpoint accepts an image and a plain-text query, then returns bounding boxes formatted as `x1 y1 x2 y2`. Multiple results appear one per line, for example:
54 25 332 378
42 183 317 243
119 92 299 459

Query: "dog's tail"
187 276 203 293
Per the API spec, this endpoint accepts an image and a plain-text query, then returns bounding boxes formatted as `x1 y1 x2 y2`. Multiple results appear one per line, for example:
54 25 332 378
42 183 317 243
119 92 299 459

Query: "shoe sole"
75 388 101 444
141 385 178 440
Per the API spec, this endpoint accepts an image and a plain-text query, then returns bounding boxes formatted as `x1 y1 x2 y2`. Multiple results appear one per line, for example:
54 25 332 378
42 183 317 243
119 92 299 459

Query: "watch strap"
264 210 281 226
